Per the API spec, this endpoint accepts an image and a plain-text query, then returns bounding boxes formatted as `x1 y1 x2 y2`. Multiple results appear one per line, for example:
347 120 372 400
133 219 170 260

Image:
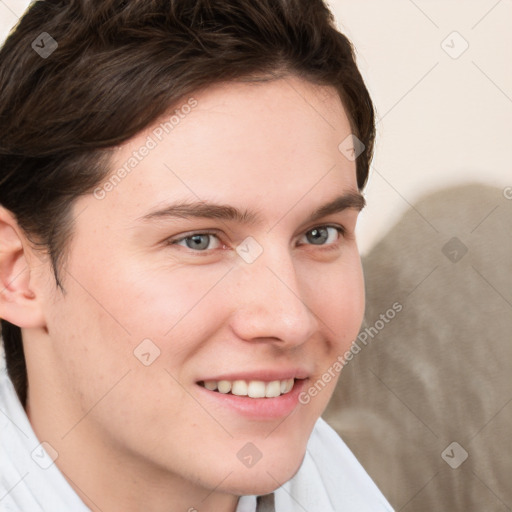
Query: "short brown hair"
0 0 375 405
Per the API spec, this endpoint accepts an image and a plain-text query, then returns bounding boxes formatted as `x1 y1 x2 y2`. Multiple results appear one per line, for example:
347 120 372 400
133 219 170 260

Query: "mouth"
197 378 296 398
195 377 308 420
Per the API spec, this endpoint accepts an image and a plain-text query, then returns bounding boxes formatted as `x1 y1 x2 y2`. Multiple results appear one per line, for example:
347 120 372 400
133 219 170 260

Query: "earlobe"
0 206 46 329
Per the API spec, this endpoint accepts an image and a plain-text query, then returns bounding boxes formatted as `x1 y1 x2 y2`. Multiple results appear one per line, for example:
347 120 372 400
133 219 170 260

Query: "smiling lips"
198 378 295 398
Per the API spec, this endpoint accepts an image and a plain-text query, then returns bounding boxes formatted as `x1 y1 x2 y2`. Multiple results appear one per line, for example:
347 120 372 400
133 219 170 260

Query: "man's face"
30 77 365 498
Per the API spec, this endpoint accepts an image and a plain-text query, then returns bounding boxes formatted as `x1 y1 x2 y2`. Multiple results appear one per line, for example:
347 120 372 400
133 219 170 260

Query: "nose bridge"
229 242 317 345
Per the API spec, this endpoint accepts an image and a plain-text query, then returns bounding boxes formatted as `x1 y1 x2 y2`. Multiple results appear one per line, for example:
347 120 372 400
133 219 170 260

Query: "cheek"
306 252 365 349
107 264 233 357
292 251 364 416
63 248 228 341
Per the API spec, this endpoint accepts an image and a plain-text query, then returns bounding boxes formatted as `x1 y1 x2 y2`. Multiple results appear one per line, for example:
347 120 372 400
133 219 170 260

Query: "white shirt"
0 355 393 512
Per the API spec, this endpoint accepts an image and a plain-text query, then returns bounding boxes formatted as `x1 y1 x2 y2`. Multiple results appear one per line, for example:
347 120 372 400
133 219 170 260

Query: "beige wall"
329 0 512 253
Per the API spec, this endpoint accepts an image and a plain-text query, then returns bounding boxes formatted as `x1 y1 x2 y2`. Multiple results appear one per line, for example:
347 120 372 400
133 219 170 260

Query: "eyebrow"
137 191 365 225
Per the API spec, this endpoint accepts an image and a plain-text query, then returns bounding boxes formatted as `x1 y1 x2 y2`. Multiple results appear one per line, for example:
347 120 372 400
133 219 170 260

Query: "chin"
220 451 306 496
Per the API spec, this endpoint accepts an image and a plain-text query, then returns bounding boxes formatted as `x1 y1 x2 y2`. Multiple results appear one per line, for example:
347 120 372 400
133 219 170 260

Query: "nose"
228 243 318 348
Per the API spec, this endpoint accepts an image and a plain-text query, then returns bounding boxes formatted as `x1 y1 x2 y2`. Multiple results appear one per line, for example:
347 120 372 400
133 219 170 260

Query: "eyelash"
166 224 347 254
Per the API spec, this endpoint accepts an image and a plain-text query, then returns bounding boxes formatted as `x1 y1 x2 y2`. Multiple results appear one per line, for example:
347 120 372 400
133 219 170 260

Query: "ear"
0 206 46 328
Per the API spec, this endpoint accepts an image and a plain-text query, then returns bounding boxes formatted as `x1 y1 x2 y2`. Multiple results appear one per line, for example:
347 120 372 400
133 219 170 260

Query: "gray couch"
324 184 512 511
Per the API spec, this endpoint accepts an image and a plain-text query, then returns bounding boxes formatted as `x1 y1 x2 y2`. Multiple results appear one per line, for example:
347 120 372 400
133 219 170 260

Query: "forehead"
79 77 358 226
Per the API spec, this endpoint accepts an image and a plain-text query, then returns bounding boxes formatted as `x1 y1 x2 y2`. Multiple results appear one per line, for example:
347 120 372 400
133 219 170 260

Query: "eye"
167 225 345 253
299 225 344 246
171 232 222 251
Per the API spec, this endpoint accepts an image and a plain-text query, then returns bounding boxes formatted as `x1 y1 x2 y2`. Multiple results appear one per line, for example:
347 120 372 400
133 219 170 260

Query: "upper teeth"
201 378 294 398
